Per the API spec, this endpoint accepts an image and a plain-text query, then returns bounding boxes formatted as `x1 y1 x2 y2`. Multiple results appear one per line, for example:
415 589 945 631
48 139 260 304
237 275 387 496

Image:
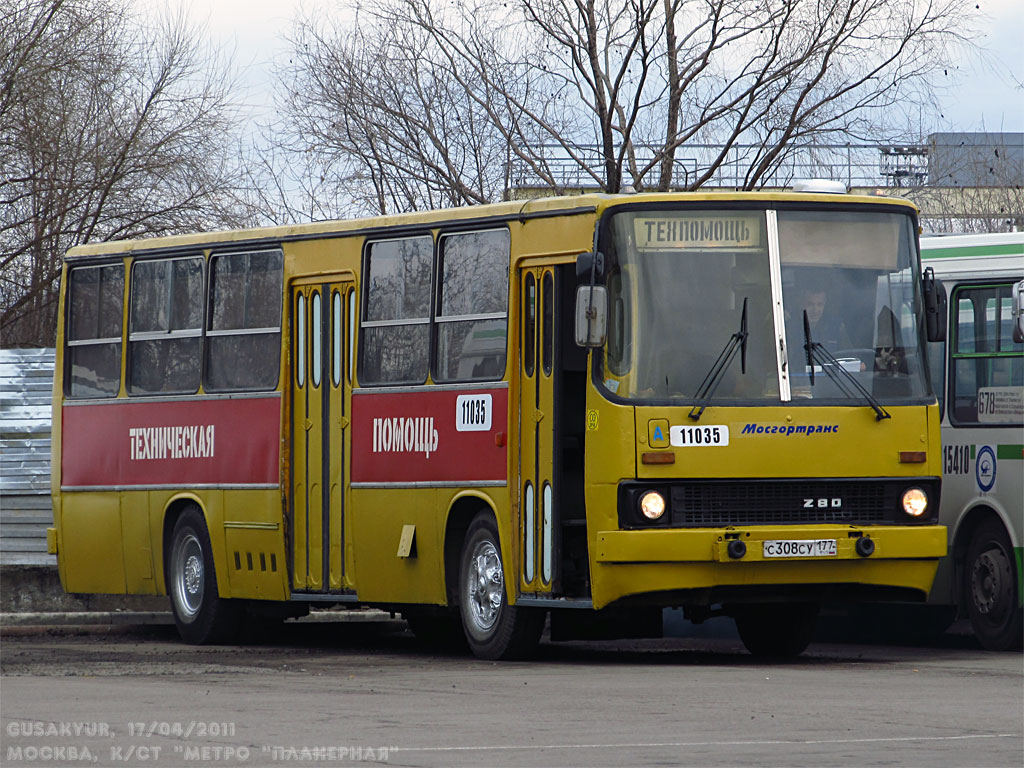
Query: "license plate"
762 539 837 558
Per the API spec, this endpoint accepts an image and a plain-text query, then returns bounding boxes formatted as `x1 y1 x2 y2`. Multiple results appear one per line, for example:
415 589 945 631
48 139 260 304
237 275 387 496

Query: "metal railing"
509 142 929 190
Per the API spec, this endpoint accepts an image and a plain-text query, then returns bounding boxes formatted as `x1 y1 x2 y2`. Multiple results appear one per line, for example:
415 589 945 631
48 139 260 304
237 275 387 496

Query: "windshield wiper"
802 311 890 421
689 298 748 421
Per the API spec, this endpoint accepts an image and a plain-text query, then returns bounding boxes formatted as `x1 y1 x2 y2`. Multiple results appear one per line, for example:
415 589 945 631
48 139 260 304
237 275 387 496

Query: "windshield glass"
778 210 929 402
597 206 931 405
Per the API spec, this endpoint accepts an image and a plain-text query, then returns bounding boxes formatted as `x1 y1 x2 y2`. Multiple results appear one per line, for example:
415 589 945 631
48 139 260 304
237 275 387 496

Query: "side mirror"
1013 280 1024 344
922 267 947 342
575 251 604 282
575 285 607 347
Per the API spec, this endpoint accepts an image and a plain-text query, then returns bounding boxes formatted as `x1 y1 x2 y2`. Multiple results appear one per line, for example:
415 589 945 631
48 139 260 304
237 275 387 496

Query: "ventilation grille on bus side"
233 551 278 573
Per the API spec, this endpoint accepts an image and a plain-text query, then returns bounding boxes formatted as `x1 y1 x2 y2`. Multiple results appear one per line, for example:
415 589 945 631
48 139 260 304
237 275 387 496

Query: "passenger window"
332 290 342 388
128 257 203 395
311 290 322 388
359 236 432 385
347 289 356 384
296 293 306 388
950 284 1023 426
66 263 124 398
523 273 536 377
206 250 284 391
434 229 510 382
542 271 553 376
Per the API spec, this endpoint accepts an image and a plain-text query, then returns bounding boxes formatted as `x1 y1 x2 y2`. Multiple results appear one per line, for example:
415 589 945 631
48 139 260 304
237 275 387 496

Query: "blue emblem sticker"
975 445 996 493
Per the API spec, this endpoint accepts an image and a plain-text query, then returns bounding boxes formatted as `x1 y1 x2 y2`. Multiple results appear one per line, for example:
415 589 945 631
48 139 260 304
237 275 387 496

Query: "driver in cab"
791 286 851 350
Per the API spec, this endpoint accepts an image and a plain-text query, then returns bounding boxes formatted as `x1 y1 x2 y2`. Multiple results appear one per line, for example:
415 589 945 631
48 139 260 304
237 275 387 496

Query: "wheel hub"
971 547 1011 620
467 541 502 631
174 533 204 618
184 555 202 596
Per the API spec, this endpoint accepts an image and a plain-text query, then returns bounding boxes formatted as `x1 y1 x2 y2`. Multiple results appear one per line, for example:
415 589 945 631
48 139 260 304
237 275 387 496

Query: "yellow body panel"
592 560 941 609
635 405 936 479
58 492 126 594
349 489 483 605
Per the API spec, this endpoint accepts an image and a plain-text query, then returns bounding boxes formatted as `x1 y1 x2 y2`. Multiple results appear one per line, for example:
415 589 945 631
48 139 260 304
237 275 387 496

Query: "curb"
1 611 175 627
0 608 406 636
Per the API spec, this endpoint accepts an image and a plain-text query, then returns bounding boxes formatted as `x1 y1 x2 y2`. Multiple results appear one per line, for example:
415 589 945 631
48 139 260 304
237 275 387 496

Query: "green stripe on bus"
997 444 1024 460
922 244 1024 259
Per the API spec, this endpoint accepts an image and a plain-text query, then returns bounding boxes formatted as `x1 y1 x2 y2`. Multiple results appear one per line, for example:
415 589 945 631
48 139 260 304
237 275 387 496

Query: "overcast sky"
149 0 1023 135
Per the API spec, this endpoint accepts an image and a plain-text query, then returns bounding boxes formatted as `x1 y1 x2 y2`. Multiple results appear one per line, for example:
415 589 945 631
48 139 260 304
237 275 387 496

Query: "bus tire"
458 514 544 660
166 506 242 644
965 519 1023 651
734 604 817 658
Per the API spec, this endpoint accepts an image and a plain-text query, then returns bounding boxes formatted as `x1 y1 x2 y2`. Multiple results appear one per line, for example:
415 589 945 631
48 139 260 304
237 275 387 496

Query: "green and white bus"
921 232 1024 650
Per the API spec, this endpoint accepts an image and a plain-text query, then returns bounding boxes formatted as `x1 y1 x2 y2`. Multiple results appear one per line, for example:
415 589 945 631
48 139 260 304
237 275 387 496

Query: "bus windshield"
598 207 931 405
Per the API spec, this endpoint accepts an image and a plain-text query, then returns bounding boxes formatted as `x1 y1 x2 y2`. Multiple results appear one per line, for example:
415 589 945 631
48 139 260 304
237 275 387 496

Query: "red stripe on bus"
61 397 281 487
351 388 508 484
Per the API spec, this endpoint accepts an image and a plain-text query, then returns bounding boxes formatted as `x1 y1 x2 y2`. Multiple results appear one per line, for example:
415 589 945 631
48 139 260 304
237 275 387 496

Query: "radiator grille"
669 481 889 526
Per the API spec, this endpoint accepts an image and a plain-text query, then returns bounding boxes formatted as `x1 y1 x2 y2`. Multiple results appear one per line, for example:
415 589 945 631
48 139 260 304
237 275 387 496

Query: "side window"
128 257 203 395
296 293 306 388
66 263 124 398
950 284 1024 426
205 250 284 391
311 290 322 388
927 339 946 417
606 271 631 376
347 289 356 384
434 229 510 382
542 271 553 376
332 290 342 388
523 273 536 377
359 236 432 385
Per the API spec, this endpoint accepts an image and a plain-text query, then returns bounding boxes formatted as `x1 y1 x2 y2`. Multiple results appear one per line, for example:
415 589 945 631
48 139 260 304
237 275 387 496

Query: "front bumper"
590 524 947 609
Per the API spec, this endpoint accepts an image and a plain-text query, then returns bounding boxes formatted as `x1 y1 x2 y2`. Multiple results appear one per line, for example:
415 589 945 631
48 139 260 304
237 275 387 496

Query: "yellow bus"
50 189 949 658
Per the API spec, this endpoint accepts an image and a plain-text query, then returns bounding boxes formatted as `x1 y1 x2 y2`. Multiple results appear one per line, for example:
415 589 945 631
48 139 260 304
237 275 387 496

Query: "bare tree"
0 0 249 347
265 3 535 218
268 0 980 216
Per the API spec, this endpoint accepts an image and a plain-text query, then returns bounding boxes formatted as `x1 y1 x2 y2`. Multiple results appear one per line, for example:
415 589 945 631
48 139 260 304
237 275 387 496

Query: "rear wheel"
965 519 1023 651
735 604 817 658
458 514 544 660
166 506 241 644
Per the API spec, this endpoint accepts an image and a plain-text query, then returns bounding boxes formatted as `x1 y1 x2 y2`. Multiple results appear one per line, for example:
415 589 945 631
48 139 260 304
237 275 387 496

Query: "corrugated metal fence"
1 348 55 565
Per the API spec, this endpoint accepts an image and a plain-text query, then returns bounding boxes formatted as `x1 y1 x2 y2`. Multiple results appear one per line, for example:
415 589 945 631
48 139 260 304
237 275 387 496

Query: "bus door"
291 279 353 593
519 267 559 594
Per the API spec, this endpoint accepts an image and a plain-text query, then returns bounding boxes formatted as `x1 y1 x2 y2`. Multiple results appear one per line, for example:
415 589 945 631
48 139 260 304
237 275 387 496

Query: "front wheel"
458 514 544 660
166 506 241 644
734 604 817 658
965 519 1023 651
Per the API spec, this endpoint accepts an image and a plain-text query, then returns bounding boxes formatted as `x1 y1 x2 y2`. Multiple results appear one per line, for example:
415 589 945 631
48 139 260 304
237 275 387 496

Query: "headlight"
640 491 667 521
901 487 928 517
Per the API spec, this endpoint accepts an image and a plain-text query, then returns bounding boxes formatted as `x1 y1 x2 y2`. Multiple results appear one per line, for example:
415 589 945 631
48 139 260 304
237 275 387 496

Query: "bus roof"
63 190 919 261
920 253 1024 281
920 231 1024 260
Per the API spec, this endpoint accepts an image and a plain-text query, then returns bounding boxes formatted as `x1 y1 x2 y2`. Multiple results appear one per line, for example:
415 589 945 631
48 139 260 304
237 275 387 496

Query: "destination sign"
634 214 762 250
